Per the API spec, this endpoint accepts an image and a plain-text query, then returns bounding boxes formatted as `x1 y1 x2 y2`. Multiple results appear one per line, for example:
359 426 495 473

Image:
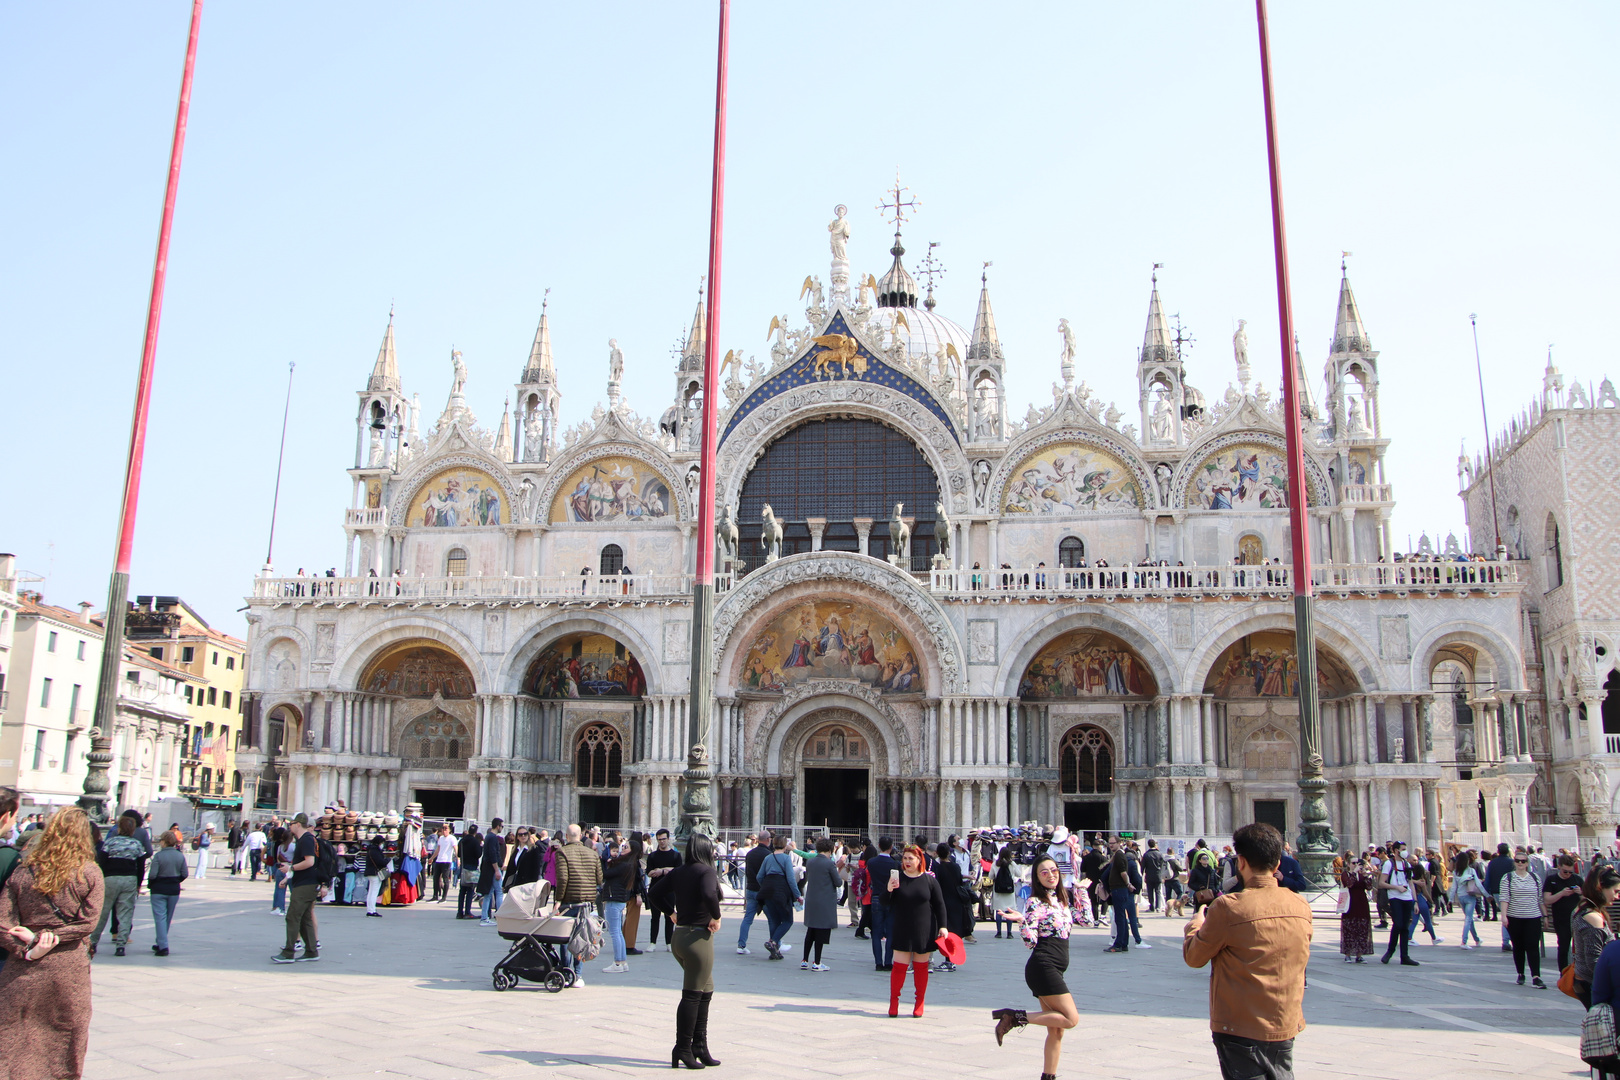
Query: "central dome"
868 305 972 373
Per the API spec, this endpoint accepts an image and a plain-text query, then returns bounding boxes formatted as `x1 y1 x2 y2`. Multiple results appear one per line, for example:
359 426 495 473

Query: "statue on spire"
1057 318 1077 387
1233 318 1251 390
607 338 624 409
450 348 467 397
828 204 850 262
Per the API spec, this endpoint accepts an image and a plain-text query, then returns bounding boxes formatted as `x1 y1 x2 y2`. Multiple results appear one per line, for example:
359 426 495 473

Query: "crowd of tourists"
11 784 1620 1080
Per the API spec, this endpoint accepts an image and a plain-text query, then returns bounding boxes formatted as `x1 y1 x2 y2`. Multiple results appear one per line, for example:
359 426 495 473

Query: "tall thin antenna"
264 360 296 571
1470 314 1504 557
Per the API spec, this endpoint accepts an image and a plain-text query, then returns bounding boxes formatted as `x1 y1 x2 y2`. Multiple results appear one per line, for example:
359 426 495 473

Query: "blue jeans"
272 867 287 911
1111 889 1140 949
766 902 794 948
150 894 179 951
870 900 895 967
737 890 759 949
1406 894 1436 939
1460 896 1482 945
604 901 627 963
480 877 504 921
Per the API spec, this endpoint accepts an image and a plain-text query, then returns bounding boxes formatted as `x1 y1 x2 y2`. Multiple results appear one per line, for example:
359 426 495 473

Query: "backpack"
315 838 340 885
567 909 605 960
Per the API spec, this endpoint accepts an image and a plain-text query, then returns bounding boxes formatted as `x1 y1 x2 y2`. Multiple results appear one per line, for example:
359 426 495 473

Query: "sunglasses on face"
1514 859 1528 864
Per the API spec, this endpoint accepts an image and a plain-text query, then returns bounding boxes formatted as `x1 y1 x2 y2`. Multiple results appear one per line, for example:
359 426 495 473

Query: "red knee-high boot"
910 961 930 1017
888 962 907 1017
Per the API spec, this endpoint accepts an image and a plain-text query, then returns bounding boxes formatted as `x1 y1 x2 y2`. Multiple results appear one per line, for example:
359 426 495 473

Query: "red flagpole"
1255 0 1337 883
695 0 729 583
83 0 205 820
681 0 729 837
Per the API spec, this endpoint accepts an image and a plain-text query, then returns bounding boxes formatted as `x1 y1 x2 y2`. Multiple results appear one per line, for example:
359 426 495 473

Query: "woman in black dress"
991 855 1080 1080
880 844 946 1017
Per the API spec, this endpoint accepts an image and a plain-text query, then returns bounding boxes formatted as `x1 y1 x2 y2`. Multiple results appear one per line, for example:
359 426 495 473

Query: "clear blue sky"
4 3 1616 636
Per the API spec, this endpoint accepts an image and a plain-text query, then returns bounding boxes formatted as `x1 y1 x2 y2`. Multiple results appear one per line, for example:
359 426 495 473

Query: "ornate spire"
493 397 513 460
522 292 554 383
876 174 919 309
681 282 705 371
967 262 1003 364
1331 257 1372 354
367 305 400 392
1139 265 1176 366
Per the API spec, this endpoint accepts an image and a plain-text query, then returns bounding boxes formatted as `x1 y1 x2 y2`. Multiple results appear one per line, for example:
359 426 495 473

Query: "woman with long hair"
0 807 105 1080
1453 849 1485 949
601 835 642 974
992 845 1017 939
1338 851 1375 962
270 826 291 915
990 854 1080 1080
648 832 723 1069
880 844 947 1017
1573 864 1620 1008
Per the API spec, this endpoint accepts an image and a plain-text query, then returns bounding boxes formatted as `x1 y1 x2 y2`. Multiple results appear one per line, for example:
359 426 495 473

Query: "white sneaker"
478 919 496 926
1432 936 1445 944
812 963 829 971
736 947 751 955
779 943 791 953
800 960 810 969
571 975 585 987
602 962 628 973
1136 941 1152 949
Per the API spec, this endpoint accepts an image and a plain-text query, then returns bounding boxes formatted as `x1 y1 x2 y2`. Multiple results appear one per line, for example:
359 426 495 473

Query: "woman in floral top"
990 855 1080 1080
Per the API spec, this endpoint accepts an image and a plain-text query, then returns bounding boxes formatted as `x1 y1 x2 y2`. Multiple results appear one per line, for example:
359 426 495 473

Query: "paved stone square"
84 876 1586 1080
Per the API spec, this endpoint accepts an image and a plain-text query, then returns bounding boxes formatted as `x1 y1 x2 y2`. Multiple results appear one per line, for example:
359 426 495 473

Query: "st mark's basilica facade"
237 204 1540 851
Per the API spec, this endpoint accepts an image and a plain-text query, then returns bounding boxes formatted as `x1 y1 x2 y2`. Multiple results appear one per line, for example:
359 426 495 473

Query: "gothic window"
575 723 623 789
446 548 468 577
1545 515 1564 588
1058 536 1085 567
600 544 624 576
401 712 471 762
736 418 940 571
1060 725 1113 794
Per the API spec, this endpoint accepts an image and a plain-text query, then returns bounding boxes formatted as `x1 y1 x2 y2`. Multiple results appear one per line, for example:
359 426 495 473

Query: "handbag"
1335 889 1352 915
1582 1002 1620 1064
1558 963 1579 998
460 867 480 886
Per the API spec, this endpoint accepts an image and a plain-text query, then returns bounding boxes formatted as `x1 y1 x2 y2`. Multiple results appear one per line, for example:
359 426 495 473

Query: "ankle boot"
672 990 705 1069
991 1008 1028 1045
693 991 721 1067
911 960 930 1017
888 962 907 1016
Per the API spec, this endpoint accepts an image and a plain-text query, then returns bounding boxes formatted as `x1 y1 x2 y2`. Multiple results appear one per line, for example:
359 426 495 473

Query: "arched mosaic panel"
359 641 475 698
1002 443 1142 514
406 467 505 527
526 633 646 699
1019 628 1157 699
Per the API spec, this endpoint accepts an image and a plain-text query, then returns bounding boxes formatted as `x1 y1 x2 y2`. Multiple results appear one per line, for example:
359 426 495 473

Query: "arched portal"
736 417 941 570
354 640 477 817
800 720 872 834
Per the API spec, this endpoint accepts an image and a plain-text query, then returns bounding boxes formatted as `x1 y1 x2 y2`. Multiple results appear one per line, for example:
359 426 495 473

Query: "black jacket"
866 852 899 894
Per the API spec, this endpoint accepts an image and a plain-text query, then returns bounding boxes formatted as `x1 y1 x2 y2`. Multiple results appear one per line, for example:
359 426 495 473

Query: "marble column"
1406 780 1424 848
1170 779 1187 835
1421 780 1442 850
1190 780 1206 835
1372 779 1391 844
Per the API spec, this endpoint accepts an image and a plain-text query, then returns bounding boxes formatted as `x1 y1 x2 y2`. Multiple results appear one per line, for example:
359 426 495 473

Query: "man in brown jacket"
554 823 604 987
1182 822 1312 1080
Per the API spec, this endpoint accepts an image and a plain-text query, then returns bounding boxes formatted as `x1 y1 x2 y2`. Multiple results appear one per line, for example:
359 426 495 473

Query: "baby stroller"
491 880 576 992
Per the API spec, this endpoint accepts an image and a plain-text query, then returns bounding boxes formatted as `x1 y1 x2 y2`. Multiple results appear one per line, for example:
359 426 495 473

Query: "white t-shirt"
246 830 266 851
1380 859 1413 902
432 835 457 863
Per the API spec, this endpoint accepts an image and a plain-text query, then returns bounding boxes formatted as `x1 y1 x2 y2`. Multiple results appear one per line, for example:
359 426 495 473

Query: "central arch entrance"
801 720 871 834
